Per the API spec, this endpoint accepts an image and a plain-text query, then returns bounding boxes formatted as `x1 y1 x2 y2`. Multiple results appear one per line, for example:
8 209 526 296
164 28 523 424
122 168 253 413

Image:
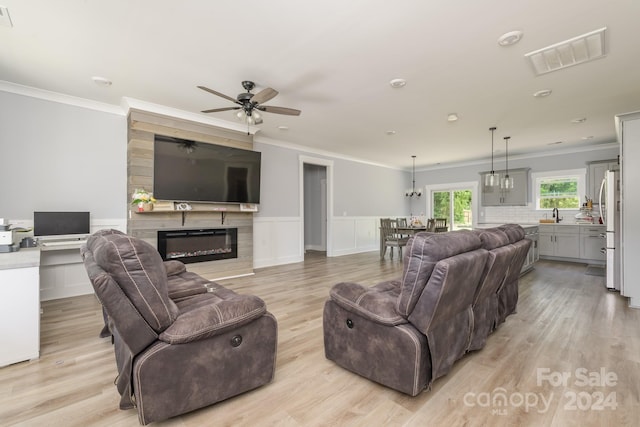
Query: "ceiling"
1 0 639 170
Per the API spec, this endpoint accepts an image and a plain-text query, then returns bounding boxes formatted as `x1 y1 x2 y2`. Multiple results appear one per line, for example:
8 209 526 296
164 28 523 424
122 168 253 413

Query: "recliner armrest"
164 260 187 276
329 281 407 326
159 294 267 344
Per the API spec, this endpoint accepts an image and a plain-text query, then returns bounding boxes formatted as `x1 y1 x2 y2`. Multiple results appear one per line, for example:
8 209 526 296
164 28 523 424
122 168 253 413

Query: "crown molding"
121 97 260 135
253 135 402 170
0 80 124 115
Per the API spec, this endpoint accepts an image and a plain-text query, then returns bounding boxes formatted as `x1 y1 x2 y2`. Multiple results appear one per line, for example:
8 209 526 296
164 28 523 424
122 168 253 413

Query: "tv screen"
153 135 261 204
34 211 90 237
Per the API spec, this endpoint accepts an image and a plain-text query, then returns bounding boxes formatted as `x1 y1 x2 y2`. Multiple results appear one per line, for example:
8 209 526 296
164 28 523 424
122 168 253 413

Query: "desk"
0 248 40 366
379 226 427 258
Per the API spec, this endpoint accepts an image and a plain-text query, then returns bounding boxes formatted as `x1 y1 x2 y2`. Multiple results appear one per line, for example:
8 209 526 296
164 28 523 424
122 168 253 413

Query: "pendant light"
405 155 422 197
484 127 500 186
501 136 514 190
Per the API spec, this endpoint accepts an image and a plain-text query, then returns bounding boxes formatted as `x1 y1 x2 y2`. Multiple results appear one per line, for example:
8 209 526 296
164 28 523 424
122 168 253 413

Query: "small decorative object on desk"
131 188 156 212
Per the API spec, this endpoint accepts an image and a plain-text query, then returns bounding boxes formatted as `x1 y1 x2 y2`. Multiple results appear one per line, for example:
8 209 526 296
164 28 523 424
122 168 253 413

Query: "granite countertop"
0 247 40 270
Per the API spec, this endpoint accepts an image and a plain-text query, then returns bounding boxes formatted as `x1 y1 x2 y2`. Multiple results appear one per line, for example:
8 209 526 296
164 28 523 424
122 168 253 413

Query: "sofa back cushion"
407 247 488 334
85 230 179 333
397 230 483 316
497 224 525 243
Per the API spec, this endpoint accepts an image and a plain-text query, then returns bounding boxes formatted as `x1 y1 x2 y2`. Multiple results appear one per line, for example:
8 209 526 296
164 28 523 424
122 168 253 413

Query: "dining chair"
434 218 448 232
380 218 408 259
396 218 410 238
426 218 436 232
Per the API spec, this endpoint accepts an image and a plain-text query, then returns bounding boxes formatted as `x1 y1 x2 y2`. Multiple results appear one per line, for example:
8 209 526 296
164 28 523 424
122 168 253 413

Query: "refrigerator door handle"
599 176 606 224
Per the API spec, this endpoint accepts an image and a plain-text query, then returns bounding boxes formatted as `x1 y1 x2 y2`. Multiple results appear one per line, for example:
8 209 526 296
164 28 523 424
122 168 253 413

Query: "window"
532 169 585 210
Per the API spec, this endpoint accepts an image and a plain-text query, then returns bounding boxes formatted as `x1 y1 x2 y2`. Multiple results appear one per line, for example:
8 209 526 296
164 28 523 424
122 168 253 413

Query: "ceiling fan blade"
251 87 278 105
260 105 301 116
197 85 240 105
201 107 240 113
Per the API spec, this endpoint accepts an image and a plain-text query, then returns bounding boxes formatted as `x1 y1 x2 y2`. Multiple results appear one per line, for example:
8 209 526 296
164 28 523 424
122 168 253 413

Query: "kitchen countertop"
477 222 604 228
475 223 539 229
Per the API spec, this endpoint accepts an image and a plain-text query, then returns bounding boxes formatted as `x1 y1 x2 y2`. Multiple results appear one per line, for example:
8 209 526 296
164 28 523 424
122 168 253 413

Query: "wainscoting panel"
254 216 380 268
253 217 303 268
331 216 379 257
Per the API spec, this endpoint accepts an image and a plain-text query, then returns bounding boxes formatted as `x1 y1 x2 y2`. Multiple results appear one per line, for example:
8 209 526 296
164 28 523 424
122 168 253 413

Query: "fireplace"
157 228 238 264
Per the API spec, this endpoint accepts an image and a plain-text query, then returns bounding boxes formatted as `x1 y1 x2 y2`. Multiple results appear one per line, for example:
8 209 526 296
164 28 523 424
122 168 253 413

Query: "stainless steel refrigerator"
599 169 621 292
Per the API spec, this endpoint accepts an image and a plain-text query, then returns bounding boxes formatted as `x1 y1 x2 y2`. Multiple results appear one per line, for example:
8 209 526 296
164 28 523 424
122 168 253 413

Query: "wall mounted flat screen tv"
34 211 90 237
153 135 261 204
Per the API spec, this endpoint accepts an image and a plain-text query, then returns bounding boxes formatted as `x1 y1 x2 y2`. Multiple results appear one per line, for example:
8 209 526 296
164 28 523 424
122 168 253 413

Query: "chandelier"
405 155 422 197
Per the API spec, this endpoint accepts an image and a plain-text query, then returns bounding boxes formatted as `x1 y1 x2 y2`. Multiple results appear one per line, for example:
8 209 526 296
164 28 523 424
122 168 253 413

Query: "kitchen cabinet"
580 225 606 262
539 225 580 259
587 159 617 205
480 168 529 206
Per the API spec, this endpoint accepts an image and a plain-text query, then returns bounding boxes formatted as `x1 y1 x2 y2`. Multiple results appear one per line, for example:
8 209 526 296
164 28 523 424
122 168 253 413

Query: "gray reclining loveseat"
81 229 278 424
323 225 530 395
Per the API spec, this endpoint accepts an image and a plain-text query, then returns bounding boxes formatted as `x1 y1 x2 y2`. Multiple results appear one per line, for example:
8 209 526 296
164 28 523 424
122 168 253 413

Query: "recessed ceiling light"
571 117 587 123
91 76 112 86
582 135 594 140
447 113 459 122
533 89 552 98
277 126 289 131
386 130 396 135
498 30 523 46
389 78 406 88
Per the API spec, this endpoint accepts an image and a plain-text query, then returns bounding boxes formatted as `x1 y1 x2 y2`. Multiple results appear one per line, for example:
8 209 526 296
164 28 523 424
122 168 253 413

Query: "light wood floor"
1 253 639 426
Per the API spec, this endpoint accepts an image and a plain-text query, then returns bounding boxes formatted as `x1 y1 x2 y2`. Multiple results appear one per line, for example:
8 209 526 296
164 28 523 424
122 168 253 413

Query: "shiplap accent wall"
126 109 256 280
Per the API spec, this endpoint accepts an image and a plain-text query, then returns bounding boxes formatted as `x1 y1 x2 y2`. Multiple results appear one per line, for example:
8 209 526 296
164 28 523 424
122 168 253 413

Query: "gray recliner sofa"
323 226 530 395
81 229 278 424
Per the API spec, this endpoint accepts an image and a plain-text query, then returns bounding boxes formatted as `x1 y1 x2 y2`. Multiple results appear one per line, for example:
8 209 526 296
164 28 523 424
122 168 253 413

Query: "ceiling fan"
198 81 301 125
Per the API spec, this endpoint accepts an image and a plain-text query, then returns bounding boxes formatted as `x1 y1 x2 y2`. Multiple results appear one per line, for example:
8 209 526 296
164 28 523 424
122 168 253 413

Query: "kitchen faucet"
552 207 562 223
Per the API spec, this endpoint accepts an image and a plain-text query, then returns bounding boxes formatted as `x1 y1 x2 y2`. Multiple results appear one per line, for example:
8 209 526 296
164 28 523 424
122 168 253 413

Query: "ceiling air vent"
525 27 607 75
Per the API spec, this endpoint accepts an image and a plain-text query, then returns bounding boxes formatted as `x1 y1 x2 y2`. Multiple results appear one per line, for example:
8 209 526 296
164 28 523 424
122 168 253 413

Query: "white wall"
0 90 127 221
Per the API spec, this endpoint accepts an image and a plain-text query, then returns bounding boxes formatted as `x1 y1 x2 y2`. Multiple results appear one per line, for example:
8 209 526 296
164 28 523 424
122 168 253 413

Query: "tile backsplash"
483 204 601 225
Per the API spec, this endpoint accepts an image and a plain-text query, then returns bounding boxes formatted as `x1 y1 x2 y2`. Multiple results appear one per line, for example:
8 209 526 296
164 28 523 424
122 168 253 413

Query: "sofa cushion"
87 230 179 333
329 280 406 326
397 230 483 316
497 224 525 243
473 227 510 250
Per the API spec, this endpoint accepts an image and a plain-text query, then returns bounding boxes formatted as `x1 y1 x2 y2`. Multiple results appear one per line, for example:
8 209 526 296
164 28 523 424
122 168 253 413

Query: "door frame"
299 155 334 257
424 181 479 229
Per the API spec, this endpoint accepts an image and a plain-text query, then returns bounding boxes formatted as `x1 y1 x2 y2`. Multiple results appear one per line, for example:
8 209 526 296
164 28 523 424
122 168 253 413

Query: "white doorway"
299 156 333 257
